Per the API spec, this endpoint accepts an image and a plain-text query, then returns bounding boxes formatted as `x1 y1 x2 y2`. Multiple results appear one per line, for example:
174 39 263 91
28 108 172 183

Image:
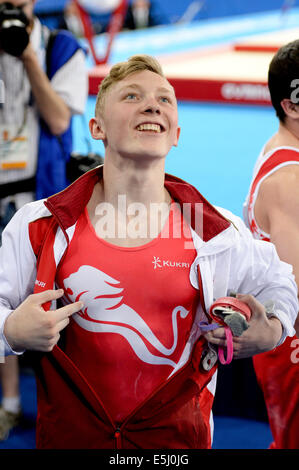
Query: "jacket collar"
45 165 231 242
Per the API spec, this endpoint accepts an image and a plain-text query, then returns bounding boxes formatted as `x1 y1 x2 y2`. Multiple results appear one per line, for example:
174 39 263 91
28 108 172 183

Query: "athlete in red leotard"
244 39 299 449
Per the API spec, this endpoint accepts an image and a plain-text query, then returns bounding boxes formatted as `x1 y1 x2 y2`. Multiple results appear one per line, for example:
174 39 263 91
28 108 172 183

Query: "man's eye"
126 94 137 100
160 96 170 103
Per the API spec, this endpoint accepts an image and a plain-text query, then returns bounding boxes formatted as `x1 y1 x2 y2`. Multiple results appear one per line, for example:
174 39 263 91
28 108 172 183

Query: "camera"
0 2 29 57
66 152 104 182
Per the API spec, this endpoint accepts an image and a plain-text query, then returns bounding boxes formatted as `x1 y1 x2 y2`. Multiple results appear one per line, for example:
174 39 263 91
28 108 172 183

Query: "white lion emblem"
63 265 190 368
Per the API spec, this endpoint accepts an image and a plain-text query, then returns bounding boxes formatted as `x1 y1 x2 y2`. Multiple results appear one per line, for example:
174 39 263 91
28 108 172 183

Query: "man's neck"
86 158 172 247
278 120 299 146
264 121 299 153
102 156 169 207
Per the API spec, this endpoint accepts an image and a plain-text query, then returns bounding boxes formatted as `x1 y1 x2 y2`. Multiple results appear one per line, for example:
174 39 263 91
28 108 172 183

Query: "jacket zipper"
115 337 212 443
114 427 122 449
107 355 199 449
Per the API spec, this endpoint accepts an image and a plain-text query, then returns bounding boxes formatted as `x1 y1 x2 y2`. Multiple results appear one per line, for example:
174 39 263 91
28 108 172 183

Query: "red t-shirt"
56 202 199 423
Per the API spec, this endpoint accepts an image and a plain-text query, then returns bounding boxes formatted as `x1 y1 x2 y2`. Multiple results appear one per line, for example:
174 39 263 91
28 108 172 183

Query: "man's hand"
20 41 34 61
202 294 283 359
3 289 83 353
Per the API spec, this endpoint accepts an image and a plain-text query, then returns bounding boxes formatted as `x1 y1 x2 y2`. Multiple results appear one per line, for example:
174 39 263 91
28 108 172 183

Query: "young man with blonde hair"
0 54 297 449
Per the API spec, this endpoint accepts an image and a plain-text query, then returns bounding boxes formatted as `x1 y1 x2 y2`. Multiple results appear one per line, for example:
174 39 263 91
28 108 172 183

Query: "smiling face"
90 69 181 163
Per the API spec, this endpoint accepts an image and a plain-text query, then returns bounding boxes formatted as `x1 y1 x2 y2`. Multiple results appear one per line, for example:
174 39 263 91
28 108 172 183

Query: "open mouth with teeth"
136 123 164 133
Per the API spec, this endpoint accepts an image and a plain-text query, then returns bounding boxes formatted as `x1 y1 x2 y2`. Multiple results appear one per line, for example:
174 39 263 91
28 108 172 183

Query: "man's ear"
173 126 181 147
280 99 299 119
89 117 106 141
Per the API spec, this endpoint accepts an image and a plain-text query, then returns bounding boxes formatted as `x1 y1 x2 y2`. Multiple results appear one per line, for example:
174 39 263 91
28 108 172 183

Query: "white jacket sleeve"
220 208 298 345
50 49 88 116
0 203 42 355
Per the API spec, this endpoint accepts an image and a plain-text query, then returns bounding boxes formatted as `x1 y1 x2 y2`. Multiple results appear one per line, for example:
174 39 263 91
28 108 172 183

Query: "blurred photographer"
0 0 87 440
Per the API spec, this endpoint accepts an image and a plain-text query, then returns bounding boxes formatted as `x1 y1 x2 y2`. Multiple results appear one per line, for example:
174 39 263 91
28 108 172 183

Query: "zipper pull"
114 427 122 448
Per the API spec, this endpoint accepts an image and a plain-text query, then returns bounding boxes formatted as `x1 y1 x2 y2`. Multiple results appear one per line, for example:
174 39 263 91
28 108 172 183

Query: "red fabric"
29 217 54 261
33 337 216 449
253 336 299 449
28 168 228 448
56 204 199 423
209 297 251 324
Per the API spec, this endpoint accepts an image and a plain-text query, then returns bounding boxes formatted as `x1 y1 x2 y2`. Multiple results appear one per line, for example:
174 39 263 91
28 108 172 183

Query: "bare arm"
21 43 71 135
255 166 299 336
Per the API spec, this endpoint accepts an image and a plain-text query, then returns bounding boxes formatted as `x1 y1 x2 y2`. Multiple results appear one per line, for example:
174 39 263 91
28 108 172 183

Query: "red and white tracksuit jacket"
0 166 297 449
244 145 299 449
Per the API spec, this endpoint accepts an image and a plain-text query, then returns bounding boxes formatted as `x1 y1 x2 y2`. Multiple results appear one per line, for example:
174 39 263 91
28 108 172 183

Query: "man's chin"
121 149 167 163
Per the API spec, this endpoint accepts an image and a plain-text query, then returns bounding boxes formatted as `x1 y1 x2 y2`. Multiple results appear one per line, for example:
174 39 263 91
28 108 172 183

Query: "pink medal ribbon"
218 326 234 365
198 321 234 365
199 296 251 366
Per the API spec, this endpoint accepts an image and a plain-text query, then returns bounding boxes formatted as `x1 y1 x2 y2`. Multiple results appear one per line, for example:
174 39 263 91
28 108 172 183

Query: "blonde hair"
95 54 165 116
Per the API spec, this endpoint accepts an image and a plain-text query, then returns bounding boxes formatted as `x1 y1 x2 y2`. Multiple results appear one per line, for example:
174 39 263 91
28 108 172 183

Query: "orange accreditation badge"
0 123 29 170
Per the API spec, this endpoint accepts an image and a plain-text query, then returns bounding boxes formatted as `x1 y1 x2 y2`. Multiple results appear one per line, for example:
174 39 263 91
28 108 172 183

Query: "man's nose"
143 97 161 114
144 105 161 114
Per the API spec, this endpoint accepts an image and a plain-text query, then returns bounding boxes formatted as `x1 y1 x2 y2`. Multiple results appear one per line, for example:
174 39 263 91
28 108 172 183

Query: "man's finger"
54 301 84 322
202 331 227 347
29 289 65 305
56 317 71 333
